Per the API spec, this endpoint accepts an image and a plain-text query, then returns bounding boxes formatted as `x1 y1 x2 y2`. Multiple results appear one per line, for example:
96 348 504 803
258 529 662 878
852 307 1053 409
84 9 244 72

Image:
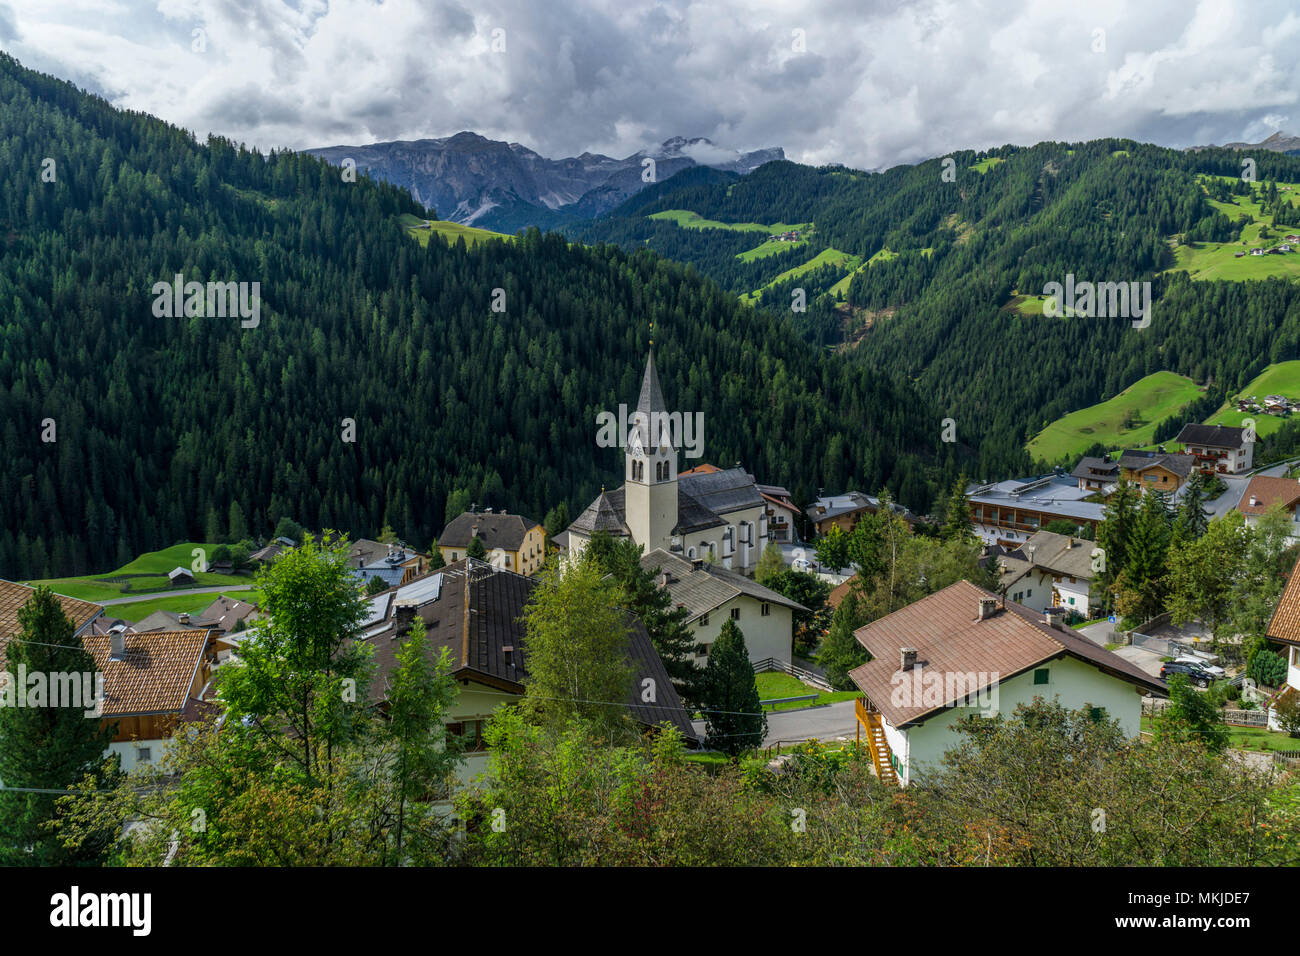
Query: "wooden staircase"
855 697 899 786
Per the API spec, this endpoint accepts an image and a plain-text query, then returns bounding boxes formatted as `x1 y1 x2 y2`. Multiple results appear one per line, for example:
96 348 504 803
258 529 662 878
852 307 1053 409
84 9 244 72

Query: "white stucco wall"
690 595 792 667
887 655 1146 786
109 738 172 775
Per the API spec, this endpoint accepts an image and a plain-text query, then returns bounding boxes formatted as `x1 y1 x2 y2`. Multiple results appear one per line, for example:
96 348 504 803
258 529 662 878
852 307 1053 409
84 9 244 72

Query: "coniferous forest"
0 53 949 578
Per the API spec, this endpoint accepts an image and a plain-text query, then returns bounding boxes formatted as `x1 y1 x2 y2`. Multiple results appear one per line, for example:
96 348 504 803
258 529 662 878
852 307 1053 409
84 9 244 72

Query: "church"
564 351 775 572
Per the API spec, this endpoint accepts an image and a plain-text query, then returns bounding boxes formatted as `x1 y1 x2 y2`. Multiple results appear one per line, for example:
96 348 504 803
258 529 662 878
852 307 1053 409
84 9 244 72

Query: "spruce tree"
465 535 488 561
818 590 869 690
701 619 767 758
0 588 118 864
1174 471 1210 541
940 473 973 542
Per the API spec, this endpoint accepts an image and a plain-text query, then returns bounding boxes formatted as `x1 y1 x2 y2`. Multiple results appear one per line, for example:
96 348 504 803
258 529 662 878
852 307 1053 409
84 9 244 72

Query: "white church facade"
564 352 775 573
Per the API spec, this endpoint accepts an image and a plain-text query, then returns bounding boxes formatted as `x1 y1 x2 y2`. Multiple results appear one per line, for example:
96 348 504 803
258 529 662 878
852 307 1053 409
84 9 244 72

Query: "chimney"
1067 536 1075 548
691 558 704 570
900 647 918 671
394 601 416 632
659 570 671 588
109 631 126 661
1250 495 1258 506
978 597 999 620
178 612 190 625
1043 606 1066 629
1026 545 1036 565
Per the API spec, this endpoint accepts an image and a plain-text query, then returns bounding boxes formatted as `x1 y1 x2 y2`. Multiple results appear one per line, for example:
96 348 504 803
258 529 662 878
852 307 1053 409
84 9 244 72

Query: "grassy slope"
647 209 811 234
1028 371 1203 461
742 247 863 304
399 213 510 248
754 671 860 712
27 542 250 602
109 590 257 624
1203 360 1300 439
1167 176 1300 281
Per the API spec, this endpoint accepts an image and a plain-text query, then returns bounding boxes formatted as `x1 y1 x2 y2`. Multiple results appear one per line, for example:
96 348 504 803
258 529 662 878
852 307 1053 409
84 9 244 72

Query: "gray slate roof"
440 511 540 551
638 350 667 418
1117 449 1196 479
639 549 808 621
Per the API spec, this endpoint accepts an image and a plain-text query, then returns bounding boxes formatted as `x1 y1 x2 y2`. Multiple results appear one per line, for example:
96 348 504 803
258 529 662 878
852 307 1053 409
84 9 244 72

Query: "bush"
1249 649 1287 688
1275 691 1300 738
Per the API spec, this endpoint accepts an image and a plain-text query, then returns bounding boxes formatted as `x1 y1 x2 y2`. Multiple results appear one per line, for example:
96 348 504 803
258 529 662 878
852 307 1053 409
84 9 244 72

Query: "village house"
806 491 917 537
966 474 1103 548
1070 455 1120 495
200 595 259 632
640 548 806 667
0 580 216 774
757 483 802 543
1116 449 1197 494
996 530 1100 619
847 581 1167 786
1235 475 1300 543
348 539 431 589
1263 552 1300 732
167 566 195 586
361 560 694 784
563 352 775 572
1175 423 1253 473
249 535 296 566
438 511 546 576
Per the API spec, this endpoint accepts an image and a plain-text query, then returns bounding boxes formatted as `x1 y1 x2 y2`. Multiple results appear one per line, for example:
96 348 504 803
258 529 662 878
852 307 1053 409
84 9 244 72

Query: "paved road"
693 699 860 748
98 583 255 606
1205 456 1300 519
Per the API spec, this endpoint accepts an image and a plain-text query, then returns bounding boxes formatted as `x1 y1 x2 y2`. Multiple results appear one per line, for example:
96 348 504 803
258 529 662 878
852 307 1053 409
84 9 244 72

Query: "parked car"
1173 656 1225 679
1159 660 1217 688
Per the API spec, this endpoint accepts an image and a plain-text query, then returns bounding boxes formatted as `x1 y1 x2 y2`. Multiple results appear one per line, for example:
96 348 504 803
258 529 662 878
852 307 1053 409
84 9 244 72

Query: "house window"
1068 597 1075 605
700 644 712 657
1014 592 1023 602
761 602 771 617
505 555 511 567
699 613 709 627
730 607 740 621
1033 668 1050 685
137 748 152 762
447 719 488 752
451 553 458 561
1026 589 1032 598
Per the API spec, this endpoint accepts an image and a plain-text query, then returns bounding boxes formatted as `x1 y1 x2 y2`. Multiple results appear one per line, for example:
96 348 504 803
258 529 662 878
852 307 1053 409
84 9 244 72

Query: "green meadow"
742 247 862 304
648 209 811 234
1201 360 1300 439
1028 371 1203 462
400 213 511 248
27 542 249 602
970 156 1005 174
1167 176 1300 281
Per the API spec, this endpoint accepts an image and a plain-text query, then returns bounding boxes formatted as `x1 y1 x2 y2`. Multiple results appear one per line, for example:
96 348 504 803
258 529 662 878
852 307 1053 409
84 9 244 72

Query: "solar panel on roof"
396 573 443 606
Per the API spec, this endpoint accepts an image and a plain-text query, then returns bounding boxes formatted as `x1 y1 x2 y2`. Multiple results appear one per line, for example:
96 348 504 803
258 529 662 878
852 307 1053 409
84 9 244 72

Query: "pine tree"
818 589 869 690
465 535 487 561
1096 478 1139 595
0 588 118 864
701 619 766 758
1173 471 1210 541
940 473 973 542
427 541 446 570
1115 489 1172 623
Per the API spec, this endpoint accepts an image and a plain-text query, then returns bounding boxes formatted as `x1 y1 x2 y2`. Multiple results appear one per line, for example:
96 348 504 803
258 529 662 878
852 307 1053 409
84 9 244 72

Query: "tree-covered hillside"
573 142 1300 476
0 53 948 579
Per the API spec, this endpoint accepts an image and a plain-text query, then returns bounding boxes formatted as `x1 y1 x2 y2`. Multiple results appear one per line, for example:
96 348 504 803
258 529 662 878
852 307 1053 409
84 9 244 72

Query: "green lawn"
1140 715 1299 753
1201 360 1300 439
755 671 860 712
110 590 257 624
399 213 510 248
27 542 250 602
1027 370 1204 462
648 209 811 234
970 156 1004 174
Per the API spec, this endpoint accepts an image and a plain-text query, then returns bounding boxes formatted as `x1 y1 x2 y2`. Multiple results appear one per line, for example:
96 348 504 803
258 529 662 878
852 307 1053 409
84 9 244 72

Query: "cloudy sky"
2 0 1298 169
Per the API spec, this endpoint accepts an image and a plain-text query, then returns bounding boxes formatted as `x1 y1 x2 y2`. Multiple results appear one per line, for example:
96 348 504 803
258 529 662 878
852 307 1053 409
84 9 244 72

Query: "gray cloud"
2 0 1298 167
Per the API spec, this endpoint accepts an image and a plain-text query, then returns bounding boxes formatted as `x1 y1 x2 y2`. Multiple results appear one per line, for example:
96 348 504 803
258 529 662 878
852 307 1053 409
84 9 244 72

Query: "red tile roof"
82 628 212 717
0 579 101 670
1267 551 1300 647
1237 476 1300 516
849 580 1165 727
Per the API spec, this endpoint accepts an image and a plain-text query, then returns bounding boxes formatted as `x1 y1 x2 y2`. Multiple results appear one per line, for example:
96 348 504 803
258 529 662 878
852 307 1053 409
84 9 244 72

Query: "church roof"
679 466 765 515
568 490 632 536
637 350 668 418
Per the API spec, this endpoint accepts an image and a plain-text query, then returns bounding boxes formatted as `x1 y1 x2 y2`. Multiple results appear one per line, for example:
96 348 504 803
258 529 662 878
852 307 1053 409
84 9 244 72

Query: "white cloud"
3 0 1299 167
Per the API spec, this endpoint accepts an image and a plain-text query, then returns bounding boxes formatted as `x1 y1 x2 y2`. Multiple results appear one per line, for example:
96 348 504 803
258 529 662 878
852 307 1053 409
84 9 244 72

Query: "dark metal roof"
679 466 764 516
1175 423 1246 448
363 561 695 739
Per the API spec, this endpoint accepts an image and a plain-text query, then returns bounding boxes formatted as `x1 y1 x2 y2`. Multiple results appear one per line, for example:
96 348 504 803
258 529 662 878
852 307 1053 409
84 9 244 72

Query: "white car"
1174 656 1225 679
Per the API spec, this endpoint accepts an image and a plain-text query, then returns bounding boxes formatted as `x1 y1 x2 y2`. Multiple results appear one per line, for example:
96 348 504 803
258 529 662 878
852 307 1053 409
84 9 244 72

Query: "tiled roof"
0 580 102 670
848 580 1165 727
640 549 808 621
1237 476 1300 516
568 490 632 536
1175 423 1245 448
200 595 259 631
439 512 540 551
1070 457 1119 480
1267 551 1300 647
133 610 217 633
1017 530 1099 579
363 561 695 739
82 628 211 717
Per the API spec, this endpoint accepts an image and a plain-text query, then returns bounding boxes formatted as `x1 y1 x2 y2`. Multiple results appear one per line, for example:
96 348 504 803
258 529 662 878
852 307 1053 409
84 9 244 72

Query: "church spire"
637 349 667 418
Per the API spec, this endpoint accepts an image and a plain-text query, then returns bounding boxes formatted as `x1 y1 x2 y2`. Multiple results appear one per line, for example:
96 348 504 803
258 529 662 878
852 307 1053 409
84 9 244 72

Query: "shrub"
1249 649 1287 688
